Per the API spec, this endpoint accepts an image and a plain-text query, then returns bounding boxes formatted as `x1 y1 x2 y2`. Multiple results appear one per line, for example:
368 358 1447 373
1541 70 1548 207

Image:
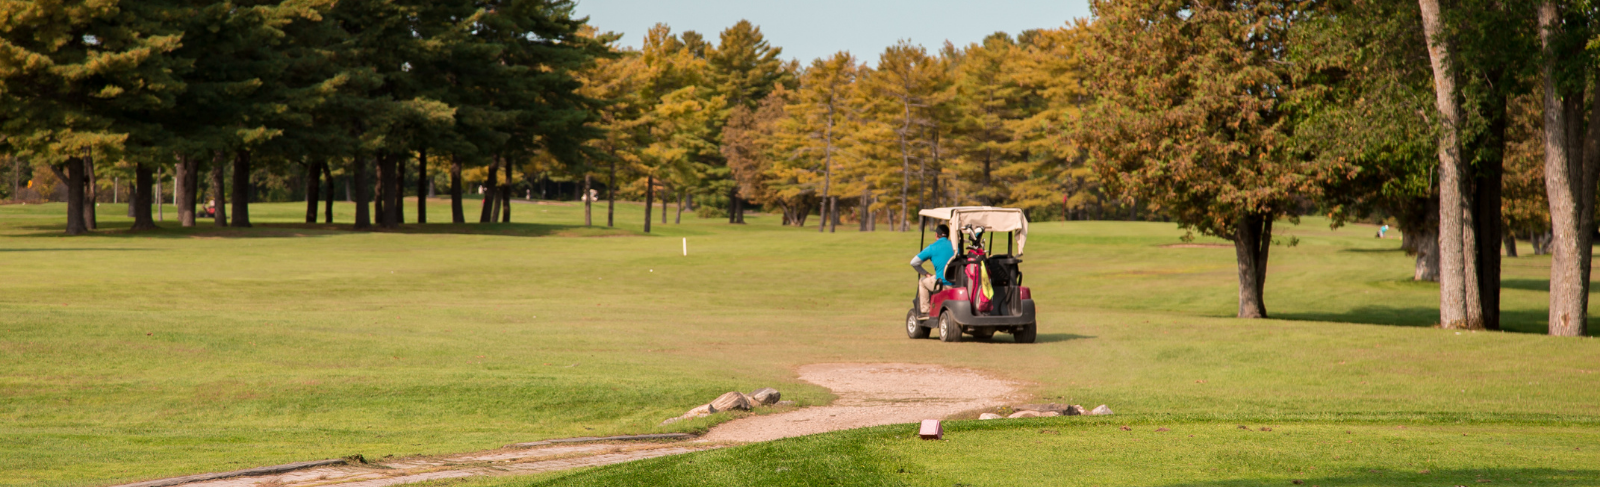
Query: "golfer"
911 224 956 318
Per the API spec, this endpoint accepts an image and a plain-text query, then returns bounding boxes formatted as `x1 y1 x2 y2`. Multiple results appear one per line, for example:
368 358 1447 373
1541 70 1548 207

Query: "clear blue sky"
573 0 1094 64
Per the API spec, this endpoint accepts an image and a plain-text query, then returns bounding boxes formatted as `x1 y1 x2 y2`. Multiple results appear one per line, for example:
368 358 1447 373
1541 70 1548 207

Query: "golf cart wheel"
969 327 995 340
1013 323 1037 344
905 309 930 339
939 312 962 343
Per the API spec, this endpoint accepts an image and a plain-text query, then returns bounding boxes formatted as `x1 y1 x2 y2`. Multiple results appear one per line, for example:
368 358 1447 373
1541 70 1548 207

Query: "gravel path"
698 363 1022 443
113 363 1019 487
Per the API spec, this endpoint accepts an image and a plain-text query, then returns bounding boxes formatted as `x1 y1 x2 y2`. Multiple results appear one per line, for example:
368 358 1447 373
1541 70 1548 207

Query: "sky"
572 0 1094 65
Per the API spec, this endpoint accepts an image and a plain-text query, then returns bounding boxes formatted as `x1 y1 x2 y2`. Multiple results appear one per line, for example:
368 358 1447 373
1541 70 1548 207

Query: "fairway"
2 200 1598 487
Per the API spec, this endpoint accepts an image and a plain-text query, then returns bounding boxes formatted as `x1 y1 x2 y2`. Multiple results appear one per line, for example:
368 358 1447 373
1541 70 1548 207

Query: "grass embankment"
0 199 1596 487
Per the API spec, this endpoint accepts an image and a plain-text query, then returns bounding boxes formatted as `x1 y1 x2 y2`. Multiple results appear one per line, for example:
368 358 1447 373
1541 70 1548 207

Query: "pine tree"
1002 26 1094 219
708 20 791 110
858 41 948 231
577 35 649 228
0 0 184 234
781 52 859 230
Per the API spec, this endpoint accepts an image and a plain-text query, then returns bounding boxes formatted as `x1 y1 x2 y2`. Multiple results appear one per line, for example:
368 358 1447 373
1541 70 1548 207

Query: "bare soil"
698 362 1022 443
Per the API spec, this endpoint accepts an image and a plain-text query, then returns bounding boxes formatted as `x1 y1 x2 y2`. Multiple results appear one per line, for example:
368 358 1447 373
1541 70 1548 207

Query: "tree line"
1081 0 1594 336
1 0 604 232
1 0 1592 336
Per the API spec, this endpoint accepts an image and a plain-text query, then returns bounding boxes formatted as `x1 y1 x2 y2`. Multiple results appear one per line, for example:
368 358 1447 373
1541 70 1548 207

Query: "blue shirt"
916 237 956 286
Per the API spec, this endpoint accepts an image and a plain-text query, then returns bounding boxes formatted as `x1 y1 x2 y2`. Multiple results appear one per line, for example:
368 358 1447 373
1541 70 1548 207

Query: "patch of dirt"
697 363 1023 443
1160 243 1232 248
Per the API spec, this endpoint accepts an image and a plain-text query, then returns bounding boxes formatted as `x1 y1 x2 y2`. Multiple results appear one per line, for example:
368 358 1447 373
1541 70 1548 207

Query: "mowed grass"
1 198 1597 487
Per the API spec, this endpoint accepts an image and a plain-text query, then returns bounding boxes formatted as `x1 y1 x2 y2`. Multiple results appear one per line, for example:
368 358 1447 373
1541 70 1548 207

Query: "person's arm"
911 246 934 277
911 256 931 277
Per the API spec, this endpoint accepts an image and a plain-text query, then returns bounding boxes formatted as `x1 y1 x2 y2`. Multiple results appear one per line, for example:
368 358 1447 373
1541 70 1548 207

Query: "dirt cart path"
697 362 1022 443
114 363 1019 487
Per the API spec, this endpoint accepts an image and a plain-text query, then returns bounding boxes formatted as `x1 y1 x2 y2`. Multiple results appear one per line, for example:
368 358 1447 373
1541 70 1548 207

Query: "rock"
979 413 1003 420
1042 411 1061 417
711 391 754 411
1089 404 1113 416
749 388 781 405
1008 410 1044 419
659 403 716 426
1019 403 1076 415
1066 405 1087 416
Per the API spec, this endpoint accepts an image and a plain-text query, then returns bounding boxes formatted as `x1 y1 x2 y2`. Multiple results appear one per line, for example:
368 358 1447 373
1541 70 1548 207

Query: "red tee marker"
919 419 943 440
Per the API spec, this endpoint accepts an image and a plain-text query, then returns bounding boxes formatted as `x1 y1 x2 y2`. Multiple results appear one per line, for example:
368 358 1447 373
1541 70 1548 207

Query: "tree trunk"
131 162 157 231
173 155 191 227
416 150 427 224
305 160 321 224
1414 228 1441 281
822 115 834 233
82 153 96 230
607 161 616 227
479 156 499 223
660 186 667 224
127 174 136 217
1421 0 1472 329
450 155 464 223
184 155 199 227
394 152 405 225
59 157 87 234
500 159 512 223
898 102 911 232
860 186 870 232
584 173 592 227
1471 86 1509 331
322 162 334 224
353 155 371 230
231 150 252 227
1504 233 1519 257
675 191 683 224
210 153 227 226
1232 212 1272 318
644 174 654 233
830 196 839 232
374 153 388 228
1540 1 1594 337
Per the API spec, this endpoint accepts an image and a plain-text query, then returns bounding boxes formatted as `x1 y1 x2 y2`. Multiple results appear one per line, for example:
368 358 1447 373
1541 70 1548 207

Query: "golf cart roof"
918 206 1029 256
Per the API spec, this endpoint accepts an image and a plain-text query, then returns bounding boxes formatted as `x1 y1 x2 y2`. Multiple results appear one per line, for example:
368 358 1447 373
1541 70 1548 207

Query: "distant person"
1378 224 1389 239
911 224 956 318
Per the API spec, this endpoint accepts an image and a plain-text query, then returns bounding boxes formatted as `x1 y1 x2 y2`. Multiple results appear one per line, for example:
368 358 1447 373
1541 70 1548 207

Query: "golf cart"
906 207 1037 343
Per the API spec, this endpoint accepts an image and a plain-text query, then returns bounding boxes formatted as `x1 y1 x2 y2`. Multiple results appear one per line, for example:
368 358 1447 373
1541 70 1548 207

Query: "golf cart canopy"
918 206 1029 256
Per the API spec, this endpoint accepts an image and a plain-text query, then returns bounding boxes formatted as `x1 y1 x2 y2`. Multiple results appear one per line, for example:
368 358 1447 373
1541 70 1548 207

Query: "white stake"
682 237 687 256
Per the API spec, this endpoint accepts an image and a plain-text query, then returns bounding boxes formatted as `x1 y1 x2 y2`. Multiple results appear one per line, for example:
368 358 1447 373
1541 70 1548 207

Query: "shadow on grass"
965 333 1094 344
9 222 639 239
1338 247 1406 253
1276 306 1599 336
1033 333 1095 343
1155 468 1599 487
1503 278 1551 292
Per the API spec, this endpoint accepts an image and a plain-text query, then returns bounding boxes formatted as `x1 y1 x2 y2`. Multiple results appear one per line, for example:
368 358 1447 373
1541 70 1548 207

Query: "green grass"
1 198 1596 487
